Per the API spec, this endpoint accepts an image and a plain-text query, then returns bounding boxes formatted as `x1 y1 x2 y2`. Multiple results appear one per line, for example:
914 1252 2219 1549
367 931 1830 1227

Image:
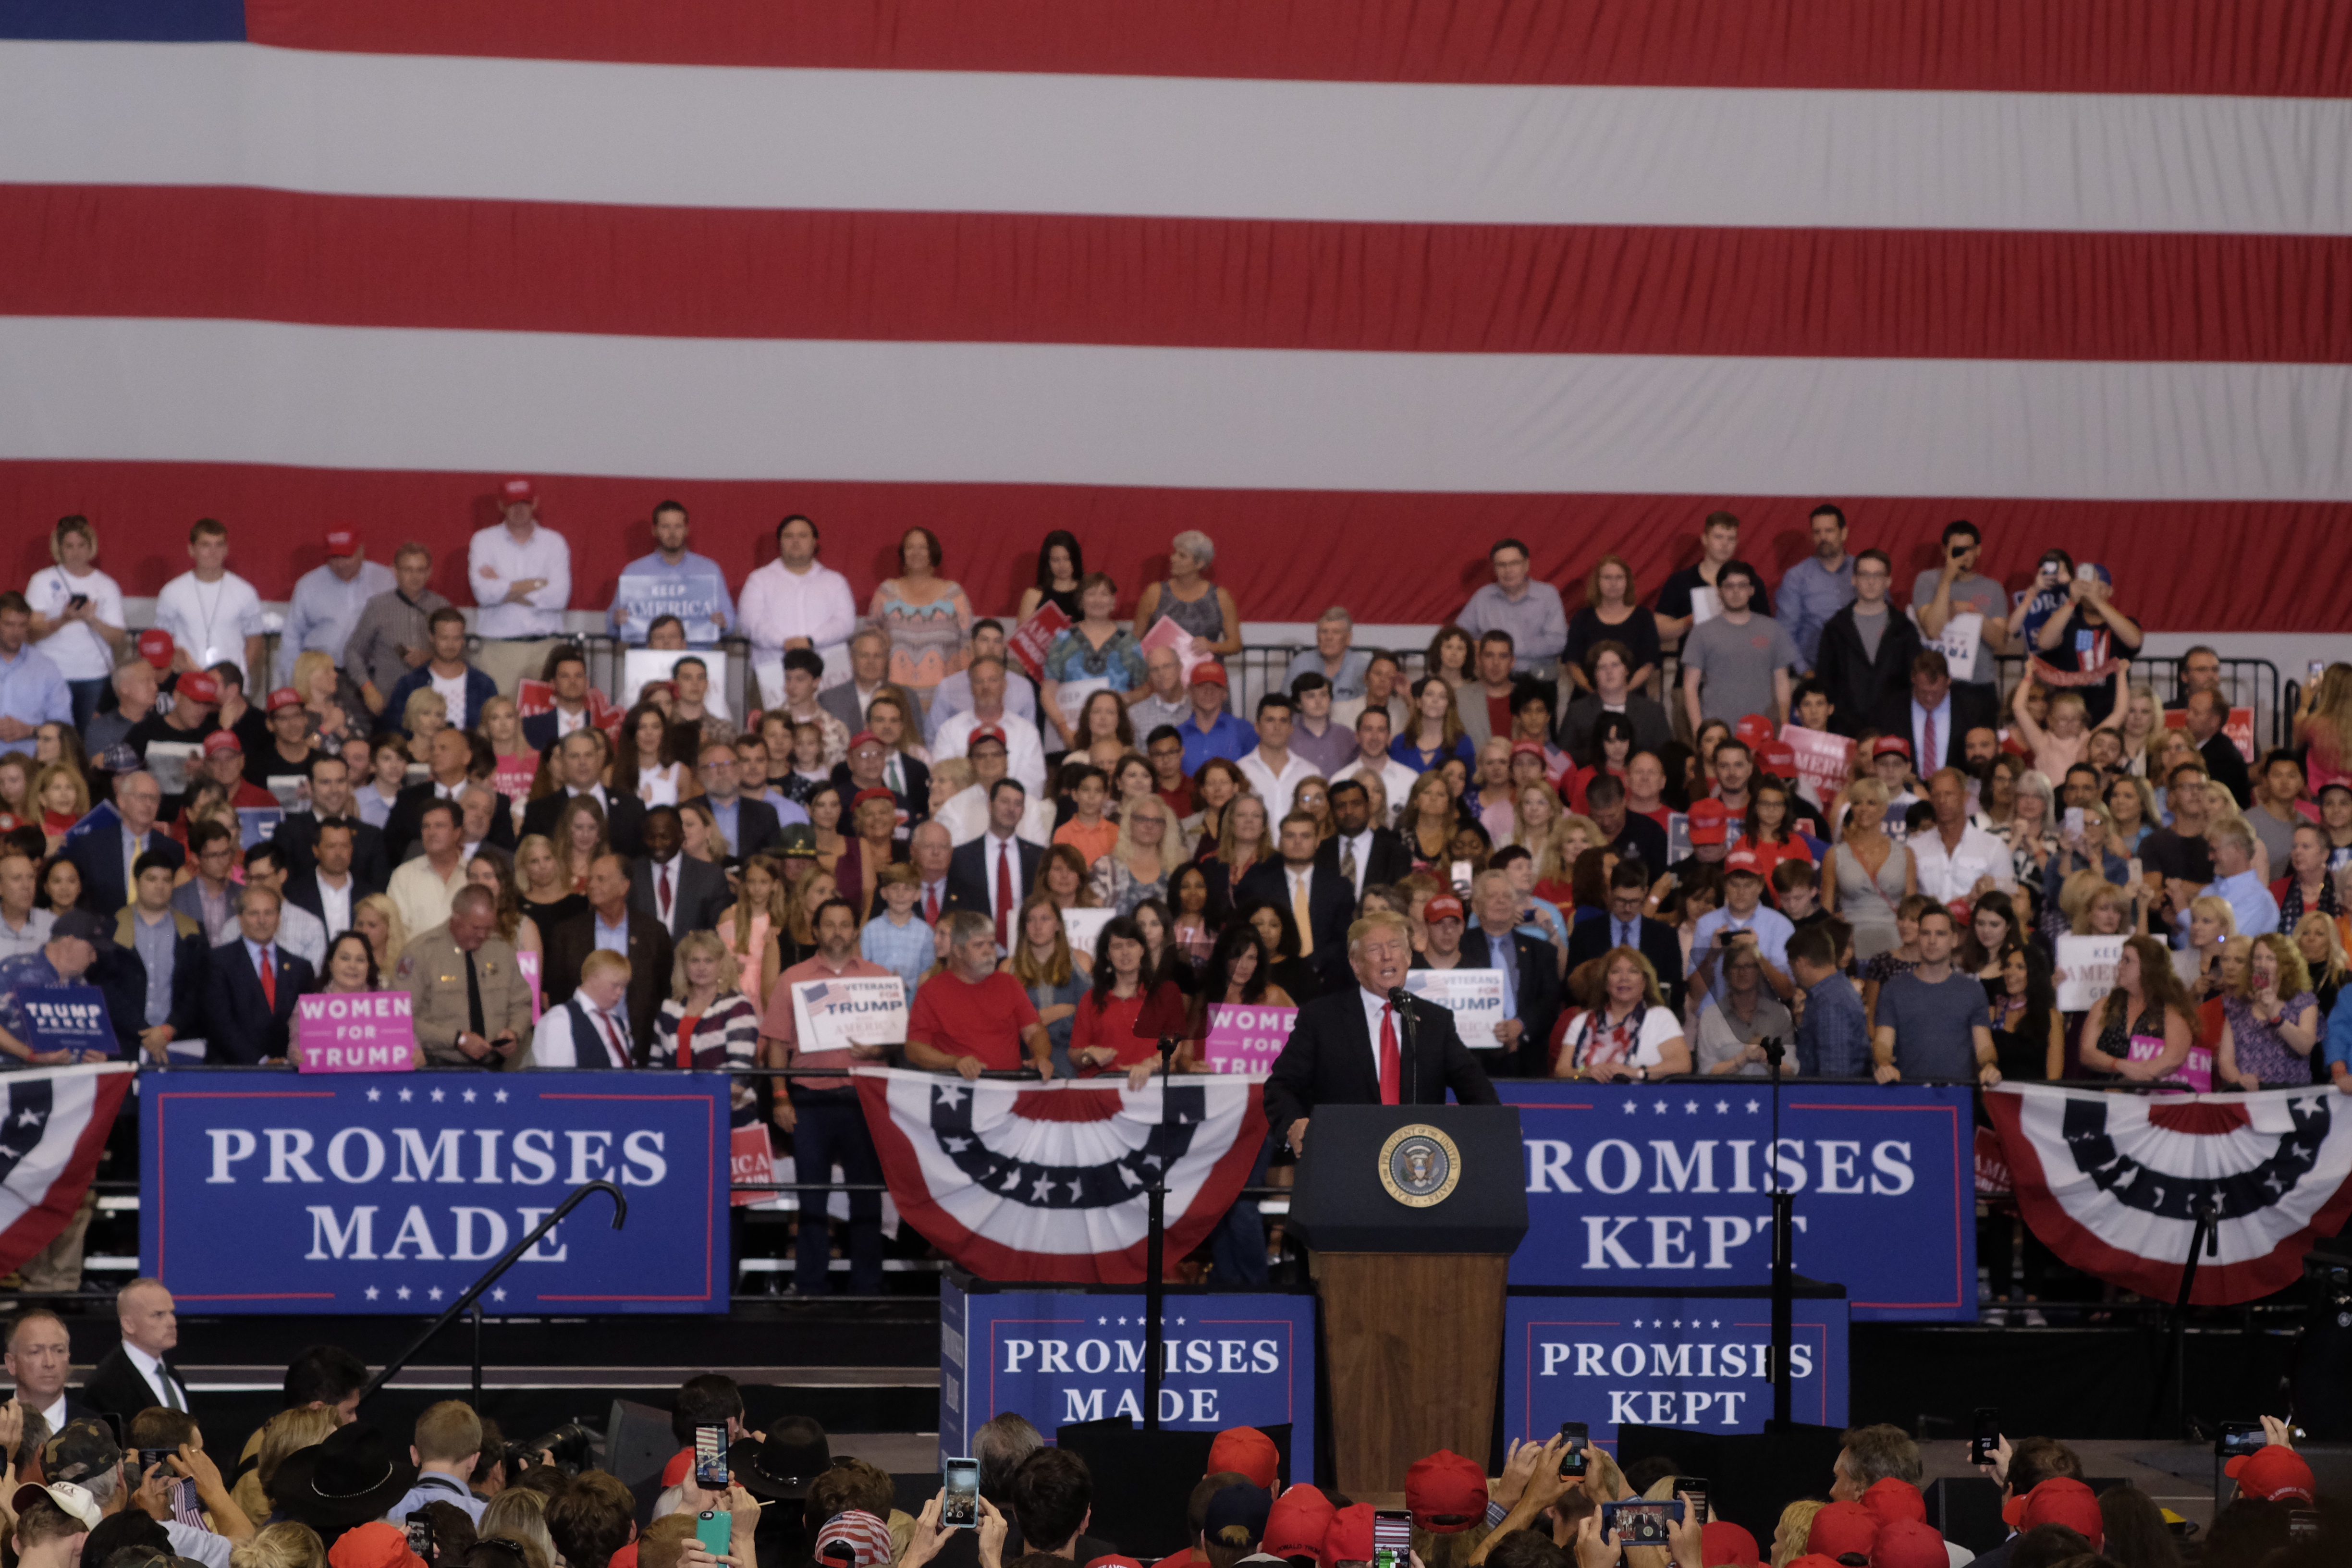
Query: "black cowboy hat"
727 1416 831 1500
268 1422 421 1527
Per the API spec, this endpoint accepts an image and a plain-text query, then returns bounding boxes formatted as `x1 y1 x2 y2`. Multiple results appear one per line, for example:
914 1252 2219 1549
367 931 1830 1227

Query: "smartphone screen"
405 1512 436 1566
2217 1422 2264 1457
1372 1508 1413 1568
1557 1421 1588 1478
1970 1408 2000 1466
1670 1479 1708 1526
2289 1509 2320 1541
1600 1502 1680 1545
943 1458 979 1528
694 1424 730 1488
2062 807 2084 838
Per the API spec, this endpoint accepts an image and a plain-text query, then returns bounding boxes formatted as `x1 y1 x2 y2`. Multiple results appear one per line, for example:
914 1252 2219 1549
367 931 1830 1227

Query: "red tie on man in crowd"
1922 708 1937 773
600 1010 628 1068
995 842 1015 949
1378 1003 1400 1105
926 885 941 924
257 946 276 1009
658 863 673 923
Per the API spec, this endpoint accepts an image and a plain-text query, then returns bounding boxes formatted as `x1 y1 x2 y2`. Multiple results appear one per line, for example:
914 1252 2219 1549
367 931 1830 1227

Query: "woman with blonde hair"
1557 947 1690 1081
550 794 610 894
400 687 447 760
30 761 88 854
2217 932 2319 1090
1199 793 1270 923
655 930 763 1073
1533 814 1601 909
1400 771 1458 870
2293 661 2352 796
773 863 838 971
514 833 584 935
1821 777 1912 961
1769 1500 1826 1568
353 893 407 974
2293 909 2347 1022
722 853 789 1005
2117 681 2161 778
2185 893 2237 1000
1092 795 1177 915
678 797 727 867
477 1488 559 1568
2067 877 2140 938
230 1521 325 1568
237 1405 339 1524
292 649 365 744
2105 772 2159 853
1512 781 1561 855
25 512 126 728
1006 893 1089 1075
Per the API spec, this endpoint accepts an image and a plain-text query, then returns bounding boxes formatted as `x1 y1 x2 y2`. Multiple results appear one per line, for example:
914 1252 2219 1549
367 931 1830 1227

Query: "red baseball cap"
1423 895 1465 924
1687 798 1730 845
1699 1521 1761 1568
324 527 362 556
966 725 1007 749
1866 1519 1948 1568
1509 740 1546 759
1191 661 1229 687
1402 1450 1485 1531
1320 1504 1372 1568
1872 736 1911 760
2223 1445 2315 1504
1758 740 1798 775
1262 1486 1335 1560
176 671 220 706
2000 1477 2103 1547
1724 848 1764 875
202 731 243 757
328 1522 427 1568
267 686 304 713
1802 1500 1877 1562
1734 714 1776 747
501 478 535 503
850 787 897 811
1861 1478 1925 1527
847 730 885 754
136 629 174 670
1206 1427 1280 1492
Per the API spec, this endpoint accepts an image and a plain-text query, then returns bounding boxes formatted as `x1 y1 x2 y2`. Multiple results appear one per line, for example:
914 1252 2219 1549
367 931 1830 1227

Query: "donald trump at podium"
1262 909 1498 1156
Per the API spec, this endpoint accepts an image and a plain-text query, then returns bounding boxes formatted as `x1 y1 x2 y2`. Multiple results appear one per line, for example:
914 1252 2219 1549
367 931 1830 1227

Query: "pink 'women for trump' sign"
294 992 417 1072
1201 1004 1296 1073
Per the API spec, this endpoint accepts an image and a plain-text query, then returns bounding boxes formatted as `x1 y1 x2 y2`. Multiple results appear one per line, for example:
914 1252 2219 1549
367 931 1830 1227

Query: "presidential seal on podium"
1377 1123 1461 1207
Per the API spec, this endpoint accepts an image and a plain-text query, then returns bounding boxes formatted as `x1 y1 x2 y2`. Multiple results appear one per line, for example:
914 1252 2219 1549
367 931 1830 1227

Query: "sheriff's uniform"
397 926 536 1068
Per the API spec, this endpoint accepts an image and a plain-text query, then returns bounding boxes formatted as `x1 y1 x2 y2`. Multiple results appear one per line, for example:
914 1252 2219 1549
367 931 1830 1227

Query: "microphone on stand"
1386 988 1419 1105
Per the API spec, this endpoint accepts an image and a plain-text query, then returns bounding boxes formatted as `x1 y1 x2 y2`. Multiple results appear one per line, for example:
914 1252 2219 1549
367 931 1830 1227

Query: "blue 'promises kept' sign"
1496 1082 1974 1322
141 1070 731 1313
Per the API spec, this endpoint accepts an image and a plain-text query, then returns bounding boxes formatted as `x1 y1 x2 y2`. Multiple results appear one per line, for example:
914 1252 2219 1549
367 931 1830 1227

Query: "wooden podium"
1288 1105 1527 1497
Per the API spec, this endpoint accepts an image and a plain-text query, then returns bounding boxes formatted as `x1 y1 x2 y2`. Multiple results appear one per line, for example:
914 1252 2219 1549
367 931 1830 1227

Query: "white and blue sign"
614 574 729 644
1502 1291 1849 1450
140 1070 731 1313
940 1276 1315 1475
1497 1083 1974 1322
15 987 117 1058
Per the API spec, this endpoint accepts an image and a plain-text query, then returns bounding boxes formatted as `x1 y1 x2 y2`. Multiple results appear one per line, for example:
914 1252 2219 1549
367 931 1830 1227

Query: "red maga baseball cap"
136 629 174 670
1510 739 1546 759
176 671 220 705
1687 798 1730 844
1423 895 1465 924
1403 1450 1486 1531
1758 740 1798 775
324 527 362 556
850 787 897 811
1724 848 1764 875
847 730 885 754
1320 1504 1372 1568
1261 1486 1334 1560
2223 1445 2315 1504
501 478 535 502
1872 736 1912 760
267 687 304 713
201 731 243 757
1191 661 1229 687
1861 1478 1925 1526
1867 1519 1948 1568
966 725 1007 749
2000 1477 2103 1547
1699 1521 1760 1568
1206 1427 1280 1491
1734 714 1776 747
1802 1501 1877 1562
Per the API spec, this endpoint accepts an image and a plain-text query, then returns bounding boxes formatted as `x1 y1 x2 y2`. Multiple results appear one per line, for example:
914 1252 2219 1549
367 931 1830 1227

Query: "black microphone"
1386 988 1419 1105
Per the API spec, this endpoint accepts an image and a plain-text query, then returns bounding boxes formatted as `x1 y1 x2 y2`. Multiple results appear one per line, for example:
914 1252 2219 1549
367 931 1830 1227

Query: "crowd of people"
0 1297 2335 1568
0 498 2348 1293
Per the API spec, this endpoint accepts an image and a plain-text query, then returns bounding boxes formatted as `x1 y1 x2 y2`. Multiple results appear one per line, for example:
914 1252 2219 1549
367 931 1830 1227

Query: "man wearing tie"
1314 780 1411 906
399 886 535 1068
1238 812 1352 990
945 782 1042 950
1877 650 1993 780
66 771 181 917
1262 910 1499 1156
909 822 954 927
1566 859 1687 1014
84 1277 193 1421
202 886 314 1064
527 950 635 1068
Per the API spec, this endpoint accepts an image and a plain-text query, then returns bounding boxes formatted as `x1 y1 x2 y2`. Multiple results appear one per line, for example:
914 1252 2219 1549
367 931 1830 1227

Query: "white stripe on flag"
6 317 2350 501
1 44 2348 233
0 1067 111 1236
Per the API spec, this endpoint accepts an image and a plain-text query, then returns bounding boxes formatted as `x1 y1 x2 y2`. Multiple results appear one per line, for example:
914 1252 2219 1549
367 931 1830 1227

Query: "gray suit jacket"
818 681 871 736
629 855 732 943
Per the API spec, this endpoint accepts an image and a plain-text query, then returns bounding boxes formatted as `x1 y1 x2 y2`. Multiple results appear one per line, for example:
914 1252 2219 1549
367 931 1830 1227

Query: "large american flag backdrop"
1 0 2346 627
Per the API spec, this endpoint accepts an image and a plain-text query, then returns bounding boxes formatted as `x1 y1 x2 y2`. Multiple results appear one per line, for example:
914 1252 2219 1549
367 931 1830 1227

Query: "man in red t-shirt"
906 911 1051 1078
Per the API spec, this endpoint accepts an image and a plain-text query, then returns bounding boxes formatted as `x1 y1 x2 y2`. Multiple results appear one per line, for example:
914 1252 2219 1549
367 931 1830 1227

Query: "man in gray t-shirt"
1911 521 2009 689
1870 907 1997 1083
1680 559 1799 733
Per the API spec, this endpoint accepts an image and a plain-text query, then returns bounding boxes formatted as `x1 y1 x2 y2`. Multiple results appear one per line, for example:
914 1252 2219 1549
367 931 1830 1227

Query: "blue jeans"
1208 1134 1274 1284
792 1100 885 1295
66 679 106 731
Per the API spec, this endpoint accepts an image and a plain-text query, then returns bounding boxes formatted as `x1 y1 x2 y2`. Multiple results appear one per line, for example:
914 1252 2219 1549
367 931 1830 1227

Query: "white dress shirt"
125 1341 188 1409
468 522 572 637
1909 695 1956 775
219 904 326 970
1338 755 1420 827
1357 985 1398 1082
738 558 858 657
1331 829 1375 899
313 872 355 940
930 710 1049 797
1237 748 1316 825
1910 822 2018 904
532 1001 633 1068
931 784 1053 847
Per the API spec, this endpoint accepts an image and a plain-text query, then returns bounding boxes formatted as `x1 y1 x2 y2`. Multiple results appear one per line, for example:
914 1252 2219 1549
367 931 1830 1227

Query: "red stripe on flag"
243 0 2352 97
0 1071 133 1278
3 459 2347 633
9 185 2349 365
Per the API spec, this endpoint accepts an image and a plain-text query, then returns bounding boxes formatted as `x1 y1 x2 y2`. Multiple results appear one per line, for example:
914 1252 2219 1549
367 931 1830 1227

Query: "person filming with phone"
1262 910 1499 1157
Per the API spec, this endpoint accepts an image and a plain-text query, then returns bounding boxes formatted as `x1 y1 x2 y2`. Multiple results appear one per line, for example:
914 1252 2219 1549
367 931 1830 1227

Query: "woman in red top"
1069 916 1185 1090
1729 776 1817 894
1565 713 1634 816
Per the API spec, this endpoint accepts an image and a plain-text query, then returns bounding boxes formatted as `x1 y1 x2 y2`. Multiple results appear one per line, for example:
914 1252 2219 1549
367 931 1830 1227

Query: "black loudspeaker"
2290 1254 2352 1441
1056 1419 1293 1558
1613 1423 1847 1543
1924 1477 2007 1553
606 1398 680 1491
